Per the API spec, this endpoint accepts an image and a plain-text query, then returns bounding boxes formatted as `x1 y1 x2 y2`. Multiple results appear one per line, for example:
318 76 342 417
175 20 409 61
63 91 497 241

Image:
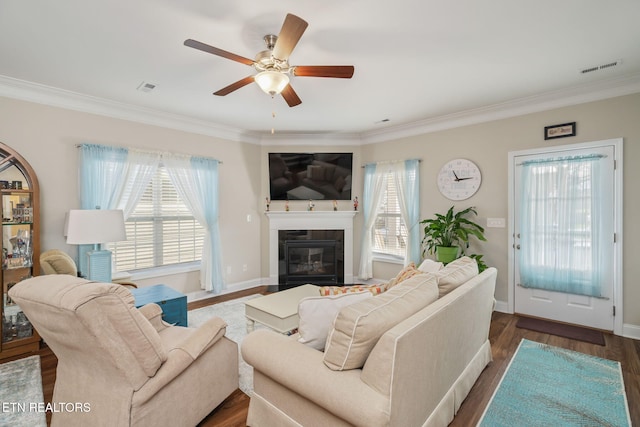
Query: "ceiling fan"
184 13 355 107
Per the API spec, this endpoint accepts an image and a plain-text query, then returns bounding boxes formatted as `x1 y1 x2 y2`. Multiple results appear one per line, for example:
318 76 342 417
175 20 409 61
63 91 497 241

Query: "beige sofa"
241 266 497 427
9 275 239 427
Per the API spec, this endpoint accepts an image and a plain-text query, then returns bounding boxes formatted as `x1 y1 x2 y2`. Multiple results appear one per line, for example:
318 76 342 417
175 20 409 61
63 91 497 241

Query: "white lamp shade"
65 209 126 245
254 71 290 95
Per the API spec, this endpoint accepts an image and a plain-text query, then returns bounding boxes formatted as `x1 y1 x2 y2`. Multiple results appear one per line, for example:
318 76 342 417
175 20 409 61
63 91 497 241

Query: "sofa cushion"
385 262 424 290
435 256 479 297
323 274 438 371
318 284 387 296
417 258 444 273
297 292 373 351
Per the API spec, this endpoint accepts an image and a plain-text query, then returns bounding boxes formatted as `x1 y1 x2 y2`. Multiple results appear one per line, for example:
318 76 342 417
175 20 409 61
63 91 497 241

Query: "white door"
513 143 617 331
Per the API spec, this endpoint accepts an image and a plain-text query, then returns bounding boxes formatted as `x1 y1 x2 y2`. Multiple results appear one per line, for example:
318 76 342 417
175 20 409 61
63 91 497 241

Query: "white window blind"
372 175 407 258
108 167 205 271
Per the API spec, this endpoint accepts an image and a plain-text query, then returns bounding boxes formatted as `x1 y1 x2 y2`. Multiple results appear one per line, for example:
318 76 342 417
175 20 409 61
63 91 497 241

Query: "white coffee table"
245 284 320 333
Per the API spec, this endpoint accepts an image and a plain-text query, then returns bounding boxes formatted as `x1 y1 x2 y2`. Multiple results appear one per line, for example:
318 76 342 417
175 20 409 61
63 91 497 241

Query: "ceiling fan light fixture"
255 70 289 95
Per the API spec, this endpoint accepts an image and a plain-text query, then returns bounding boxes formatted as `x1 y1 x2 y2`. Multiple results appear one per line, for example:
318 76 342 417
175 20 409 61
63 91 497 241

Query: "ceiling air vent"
137 81 157 93
580 59 622 74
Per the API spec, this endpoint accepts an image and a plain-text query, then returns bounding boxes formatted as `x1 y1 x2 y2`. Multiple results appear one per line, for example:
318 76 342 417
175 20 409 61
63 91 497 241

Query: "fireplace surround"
266 211 357 291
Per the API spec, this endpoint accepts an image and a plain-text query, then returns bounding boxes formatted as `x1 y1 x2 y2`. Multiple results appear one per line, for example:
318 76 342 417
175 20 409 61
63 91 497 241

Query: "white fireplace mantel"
266 211 358 285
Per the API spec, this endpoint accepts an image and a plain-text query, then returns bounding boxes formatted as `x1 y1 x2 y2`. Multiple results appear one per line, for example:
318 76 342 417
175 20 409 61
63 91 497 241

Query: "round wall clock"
437 158 482 200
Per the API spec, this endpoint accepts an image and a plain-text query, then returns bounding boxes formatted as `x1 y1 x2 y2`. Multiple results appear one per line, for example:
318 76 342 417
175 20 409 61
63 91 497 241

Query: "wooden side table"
131 284 187 327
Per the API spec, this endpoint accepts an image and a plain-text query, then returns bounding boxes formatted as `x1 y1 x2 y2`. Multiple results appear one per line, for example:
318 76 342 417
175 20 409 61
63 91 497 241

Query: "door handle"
516 244 521 250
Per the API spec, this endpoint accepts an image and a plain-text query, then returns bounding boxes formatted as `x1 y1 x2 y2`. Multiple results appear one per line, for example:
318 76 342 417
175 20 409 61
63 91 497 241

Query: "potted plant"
420 206 486 264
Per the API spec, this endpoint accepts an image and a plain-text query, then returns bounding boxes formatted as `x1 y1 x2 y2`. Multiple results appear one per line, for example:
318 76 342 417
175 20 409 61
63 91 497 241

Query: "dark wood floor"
3 287 639 426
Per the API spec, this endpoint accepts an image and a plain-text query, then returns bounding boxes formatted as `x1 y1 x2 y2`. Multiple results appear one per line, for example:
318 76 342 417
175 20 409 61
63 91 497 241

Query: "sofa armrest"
241 329 390 427
173 316 227 360
138 303 170 332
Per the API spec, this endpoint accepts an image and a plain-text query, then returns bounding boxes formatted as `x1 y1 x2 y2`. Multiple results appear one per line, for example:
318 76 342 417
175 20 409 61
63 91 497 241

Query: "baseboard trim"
494 299 640 340
186 278 266 302
622 323 640 341
494 300 511 314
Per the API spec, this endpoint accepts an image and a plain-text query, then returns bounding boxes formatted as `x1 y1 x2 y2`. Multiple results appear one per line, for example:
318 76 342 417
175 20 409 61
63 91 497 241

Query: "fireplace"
267 211 356 292
279 230 344 288
284 240 338 285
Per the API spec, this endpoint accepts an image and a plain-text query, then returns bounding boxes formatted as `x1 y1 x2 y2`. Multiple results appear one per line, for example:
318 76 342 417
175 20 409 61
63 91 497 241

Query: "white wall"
0 96 263 296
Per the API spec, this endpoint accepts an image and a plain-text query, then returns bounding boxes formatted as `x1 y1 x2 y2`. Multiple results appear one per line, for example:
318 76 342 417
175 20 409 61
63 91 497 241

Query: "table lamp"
65 209 126 283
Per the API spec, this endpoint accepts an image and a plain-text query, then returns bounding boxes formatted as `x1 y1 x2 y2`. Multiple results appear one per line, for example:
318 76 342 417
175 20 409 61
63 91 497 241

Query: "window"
372 175 407 258
108 167 205 271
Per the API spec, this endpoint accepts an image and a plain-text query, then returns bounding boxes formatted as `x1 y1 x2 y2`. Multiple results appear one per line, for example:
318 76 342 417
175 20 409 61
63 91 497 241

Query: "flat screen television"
268 153 353 201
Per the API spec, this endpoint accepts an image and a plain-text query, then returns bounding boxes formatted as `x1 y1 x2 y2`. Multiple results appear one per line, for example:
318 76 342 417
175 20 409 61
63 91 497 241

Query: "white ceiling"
1 0 640 143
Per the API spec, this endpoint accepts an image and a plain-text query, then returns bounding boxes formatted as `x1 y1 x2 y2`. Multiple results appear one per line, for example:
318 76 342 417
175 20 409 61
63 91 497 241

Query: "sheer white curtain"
390 159 421 266
164 153 224 293
519 154 608 297
117 149 160 217
358 163 387 279
79 145 159 274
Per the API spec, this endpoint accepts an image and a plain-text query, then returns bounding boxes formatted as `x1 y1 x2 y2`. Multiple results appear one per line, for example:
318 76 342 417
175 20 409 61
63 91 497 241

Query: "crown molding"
1 73 639 146
0 75 261 145
360 73 640 144
256 131 362 146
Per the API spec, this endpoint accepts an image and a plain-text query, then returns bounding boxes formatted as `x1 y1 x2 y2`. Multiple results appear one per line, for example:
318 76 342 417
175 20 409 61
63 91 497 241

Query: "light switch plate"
487 218 506 228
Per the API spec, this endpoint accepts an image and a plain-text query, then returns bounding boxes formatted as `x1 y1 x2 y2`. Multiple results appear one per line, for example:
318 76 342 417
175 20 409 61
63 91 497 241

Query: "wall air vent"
580 59 622 74
137 81 157 92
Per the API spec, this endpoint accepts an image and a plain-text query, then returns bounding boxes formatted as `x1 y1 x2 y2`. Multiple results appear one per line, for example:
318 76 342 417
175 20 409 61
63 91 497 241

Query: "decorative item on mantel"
333 200 338 211
265 197 270 212
308 200 315 211
285 200 290 212
353 196 359 211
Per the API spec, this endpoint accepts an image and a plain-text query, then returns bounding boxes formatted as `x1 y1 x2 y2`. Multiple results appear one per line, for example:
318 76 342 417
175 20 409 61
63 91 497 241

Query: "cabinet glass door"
0 159 37 348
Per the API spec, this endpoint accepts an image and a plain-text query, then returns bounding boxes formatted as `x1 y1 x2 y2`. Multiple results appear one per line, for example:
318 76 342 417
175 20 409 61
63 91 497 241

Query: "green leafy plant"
468 254 488 273
420 206 487 259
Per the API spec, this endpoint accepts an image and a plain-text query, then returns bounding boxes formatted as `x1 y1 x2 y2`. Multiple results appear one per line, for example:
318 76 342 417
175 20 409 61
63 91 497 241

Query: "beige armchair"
9 275 239 427
40 249 137 288
39 249 78 276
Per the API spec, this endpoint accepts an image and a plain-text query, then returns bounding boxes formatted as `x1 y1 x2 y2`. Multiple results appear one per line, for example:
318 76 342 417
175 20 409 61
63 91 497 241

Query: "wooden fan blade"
214 76 255 96
293 65 355 78
184 39 254 66
281 84 302 107
272 14 308 61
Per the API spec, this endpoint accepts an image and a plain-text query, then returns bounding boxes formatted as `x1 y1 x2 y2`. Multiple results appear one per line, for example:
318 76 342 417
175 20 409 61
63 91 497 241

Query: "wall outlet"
487 218 506 228
242 264 248 272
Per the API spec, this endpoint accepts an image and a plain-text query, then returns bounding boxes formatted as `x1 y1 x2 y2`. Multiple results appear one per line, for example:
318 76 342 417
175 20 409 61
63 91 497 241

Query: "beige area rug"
189 295 267 395
0 355 47 427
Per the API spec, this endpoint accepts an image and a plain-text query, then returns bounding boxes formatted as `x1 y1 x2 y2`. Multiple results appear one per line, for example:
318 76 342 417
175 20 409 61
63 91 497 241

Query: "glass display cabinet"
0 142 40 360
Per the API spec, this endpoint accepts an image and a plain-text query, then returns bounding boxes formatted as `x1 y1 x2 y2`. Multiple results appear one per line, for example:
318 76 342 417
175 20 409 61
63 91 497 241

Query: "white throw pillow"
417 258 444 273
435 256 479 297
297 291 372 351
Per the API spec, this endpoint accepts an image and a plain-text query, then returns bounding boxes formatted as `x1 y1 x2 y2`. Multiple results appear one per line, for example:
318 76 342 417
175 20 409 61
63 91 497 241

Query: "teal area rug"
478 339 631 427
0 355 46 427
189 294 265 395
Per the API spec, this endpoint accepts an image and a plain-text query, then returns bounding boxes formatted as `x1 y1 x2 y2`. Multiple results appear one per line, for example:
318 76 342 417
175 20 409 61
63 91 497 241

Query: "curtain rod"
75 143 223 164
517 153 606 166
361 158 421 168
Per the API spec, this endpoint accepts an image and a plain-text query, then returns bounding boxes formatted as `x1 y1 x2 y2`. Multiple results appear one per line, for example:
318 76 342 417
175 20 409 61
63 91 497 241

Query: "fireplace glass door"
284 240 337 285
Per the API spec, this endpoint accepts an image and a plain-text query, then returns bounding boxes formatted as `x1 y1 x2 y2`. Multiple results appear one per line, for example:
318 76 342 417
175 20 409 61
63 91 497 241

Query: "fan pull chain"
271 96 277 134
